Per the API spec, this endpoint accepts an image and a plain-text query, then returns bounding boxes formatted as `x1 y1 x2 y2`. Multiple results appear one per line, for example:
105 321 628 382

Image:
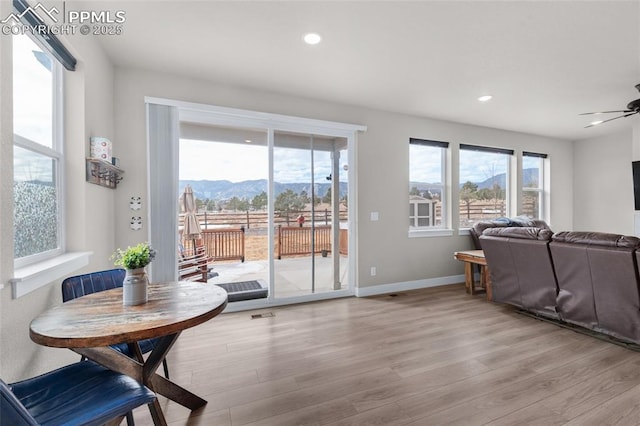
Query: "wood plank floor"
132 284 640 425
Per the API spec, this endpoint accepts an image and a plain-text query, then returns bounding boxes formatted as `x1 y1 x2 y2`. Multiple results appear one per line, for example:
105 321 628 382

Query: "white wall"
114 68 574 291
0 0 116 380
573 129 634 234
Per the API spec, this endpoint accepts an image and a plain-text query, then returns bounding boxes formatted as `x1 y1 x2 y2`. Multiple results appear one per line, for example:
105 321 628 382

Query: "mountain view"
180 179 348 201
182 169 538 203
410 168 539 196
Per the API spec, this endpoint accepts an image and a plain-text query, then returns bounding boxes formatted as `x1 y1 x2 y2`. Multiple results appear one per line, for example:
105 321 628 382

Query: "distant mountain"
179 179 348 201
460 168 538 189
410 168 539 194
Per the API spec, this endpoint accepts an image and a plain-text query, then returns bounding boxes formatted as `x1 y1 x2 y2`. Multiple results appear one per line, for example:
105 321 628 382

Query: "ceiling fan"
581 83 640 128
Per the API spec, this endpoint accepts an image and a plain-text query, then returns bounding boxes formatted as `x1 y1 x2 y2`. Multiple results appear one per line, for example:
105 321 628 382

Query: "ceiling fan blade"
584 112 638 128
579 110 632 115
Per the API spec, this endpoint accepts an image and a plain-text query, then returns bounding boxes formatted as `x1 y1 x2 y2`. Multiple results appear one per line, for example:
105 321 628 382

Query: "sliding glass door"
148 100 362 305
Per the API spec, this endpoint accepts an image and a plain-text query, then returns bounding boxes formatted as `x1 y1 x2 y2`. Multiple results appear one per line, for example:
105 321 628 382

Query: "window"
13 33 63 266
458 144 513 228
522 151 547 220
409 138 447 229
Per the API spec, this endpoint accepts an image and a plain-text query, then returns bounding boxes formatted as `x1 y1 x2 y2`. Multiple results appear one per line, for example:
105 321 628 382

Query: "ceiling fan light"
590 120 604 126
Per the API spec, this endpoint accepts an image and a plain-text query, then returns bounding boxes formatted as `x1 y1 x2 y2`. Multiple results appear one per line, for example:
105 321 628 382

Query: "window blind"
13 0 77 71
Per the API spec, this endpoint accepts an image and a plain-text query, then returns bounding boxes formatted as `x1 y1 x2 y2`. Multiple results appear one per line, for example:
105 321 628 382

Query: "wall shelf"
85 158 124 189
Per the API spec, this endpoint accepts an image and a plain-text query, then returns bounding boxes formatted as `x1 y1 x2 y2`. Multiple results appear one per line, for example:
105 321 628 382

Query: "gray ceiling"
81 1 640 141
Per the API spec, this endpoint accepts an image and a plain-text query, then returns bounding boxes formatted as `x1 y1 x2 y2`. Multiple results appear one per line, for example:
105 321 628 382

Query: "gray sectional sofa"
477 224 640 345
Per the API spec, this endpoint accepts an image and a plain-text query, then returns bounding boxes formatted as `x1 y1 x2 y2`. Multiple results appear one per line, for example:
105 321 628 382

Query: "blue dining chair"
1 360 157 426
61 269 170 379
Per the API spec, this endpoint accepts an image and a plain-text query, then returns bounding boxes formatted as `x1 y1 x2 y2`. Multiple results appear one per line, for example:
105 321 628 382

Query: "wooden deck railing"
277 225 333 259
199 228 246 262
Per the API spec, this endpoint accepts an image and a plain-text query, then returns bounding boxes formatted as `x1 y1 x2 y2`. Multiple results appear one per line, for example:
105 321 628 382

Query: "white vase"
123 267 148 306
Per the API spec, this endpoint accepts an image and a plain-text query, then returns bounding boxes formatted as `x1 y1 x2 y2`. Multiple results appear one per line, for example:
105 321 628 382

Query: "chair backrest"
480 227 557 318
0 380 38 425
61 269 126 302
551 231 640 341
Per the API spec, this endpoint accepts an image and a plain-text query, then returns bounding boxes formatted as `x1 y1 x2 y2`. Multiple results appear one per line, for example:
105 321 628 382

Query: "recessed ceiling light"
303 33 322 45
245 139 252 143
477 95 493 102
589 120 604 126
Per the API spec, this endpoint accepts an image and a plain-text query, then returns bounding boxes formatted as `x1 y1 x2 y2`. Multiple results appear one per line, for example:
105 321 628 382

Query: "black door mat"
215 281 268 302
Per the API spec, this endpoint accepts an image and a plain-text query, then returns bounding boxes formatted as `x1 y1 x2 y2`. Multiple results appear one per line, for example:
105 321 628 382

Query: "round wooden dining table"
30 281 228 426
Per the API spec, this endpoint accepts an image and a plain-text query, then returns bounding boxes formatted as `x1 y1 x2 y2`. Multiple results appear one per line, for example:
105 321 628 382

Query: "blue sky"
410 145 512 184
13 33 54 183
180 139 347 184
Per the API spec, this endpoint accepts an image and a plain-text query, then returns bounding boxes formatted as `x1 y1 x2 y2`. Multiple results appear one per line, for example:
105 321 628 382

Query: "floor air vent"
251 312 275 319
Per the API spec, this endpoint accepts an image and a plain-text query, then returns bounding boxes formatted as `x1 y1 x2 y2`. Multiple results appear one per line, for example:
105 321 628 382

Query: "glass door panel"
273 131 346 298
179 125 270 298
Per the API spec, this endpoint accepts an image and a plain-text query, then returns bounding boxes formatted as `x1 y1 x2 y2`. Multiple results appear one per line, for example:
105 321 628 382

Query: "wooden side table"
454 250 491 300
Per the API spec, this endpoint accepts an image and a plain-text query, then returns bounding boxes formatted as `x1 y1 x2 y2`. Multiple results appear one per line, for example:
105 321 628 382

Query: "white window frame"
522 151 546 221
409 139 452 238
13 33 65 269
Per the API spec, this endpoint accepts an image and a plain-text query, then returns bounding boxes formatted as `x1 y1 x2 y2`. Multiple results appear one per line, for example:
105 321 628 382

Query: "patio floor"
207 255 349 299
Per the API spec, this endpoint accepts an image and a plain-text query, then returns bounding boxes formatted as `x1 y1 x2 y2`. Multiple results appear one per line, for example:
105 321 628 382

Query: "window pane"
409 144 444 228
459 148 509 228
417 203 430 216
523 155 542 189
14 146 59 258
13 34 53 148
522 190 540 219
417 218 430 227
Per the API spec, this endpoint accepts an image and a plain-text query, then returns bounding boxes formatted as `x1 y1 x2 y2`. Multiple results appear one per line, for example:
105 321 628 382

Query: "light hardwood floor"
132 284 640 425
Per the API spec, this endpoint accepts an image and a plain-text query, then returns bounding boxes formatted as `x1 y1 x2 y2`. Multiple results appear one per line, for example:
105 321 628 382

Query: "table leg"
464 262 474 294
75 335 209 416
150 373 207 409
483 267 492 301
145 334 207 409
75 347 168 426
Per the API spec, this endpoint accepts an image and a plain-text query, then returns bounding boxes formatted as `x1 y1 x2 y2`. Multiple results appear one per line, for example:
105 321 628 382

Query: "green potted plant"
112 242 156 305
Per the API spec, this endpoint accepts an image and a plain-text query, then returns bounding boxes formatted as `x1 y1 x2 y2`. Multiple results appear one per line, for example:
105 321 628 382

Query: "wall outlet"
370 266 377 276
370 211 379 221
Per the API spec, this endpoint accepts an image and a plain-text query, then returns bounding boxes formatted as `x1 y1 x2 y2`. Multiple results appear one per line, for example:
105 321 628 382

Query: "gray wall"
572 124 640 235
573 128 634 234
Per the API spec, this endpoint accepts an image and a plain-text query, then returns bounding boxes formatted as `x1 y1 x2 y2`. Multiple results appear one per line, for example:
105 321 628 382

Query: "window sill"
9 251 92 298
458 228 471 236
408 228 454 238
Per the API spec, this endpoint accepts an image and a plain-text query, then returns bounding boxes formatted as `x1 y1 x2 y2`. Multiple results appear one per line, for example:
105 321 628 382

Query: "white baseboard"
354 274 465 297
